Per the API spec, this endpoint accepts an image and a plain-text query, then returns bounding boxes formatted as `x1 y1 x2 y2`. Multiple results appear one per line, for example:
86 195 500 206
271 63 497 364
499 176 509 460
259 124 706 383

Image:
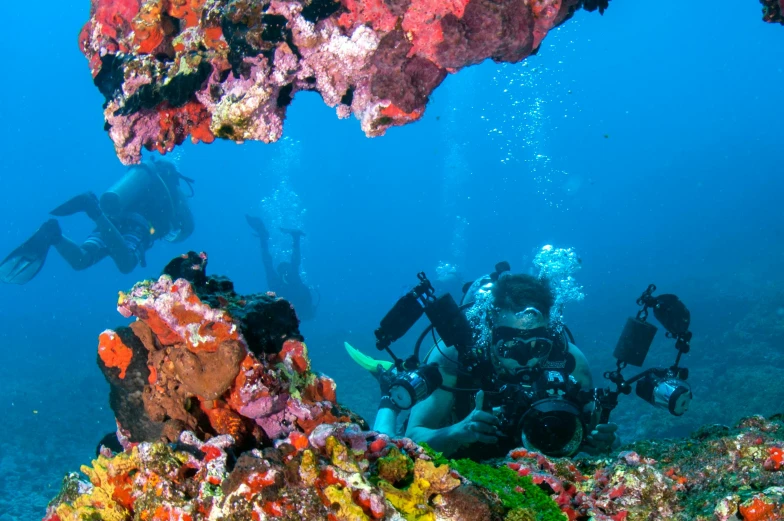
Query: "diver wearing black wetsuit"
246 215 317 321
0 161 194 284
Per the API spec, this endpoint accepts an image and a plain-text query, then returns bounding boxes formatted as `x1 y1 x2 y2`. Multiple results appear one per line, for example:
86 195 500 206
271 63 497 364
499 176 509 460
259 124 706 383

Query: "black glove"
375 364 399 411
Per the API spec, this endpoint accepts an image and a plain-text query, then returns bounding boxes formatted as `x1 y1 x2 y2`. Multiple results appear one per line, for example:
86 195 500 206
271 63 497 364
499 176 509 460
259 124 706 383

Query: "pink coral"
79 0 590 163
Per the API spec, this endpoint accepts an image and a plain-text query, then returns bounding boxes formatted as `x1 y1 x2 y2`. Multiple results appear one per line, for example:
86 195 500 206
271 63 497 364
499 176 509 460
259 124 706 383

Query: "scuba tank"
460 261 511 306
100 165 157 219
100 162 195 242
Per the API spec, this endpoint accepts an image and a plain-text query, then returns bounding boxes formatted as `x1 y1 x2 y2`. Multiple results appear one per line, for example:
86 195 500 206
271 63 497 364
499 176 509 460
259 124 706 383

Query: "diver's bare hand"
450 390 502 445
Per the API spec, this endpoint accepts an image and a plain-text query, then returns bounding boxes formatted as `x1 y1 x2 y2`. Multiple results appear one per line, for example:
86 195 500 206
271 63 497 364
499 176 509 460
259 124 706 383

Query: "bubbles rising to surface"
259 137 308 281
533 244 585 328
477 25 584 210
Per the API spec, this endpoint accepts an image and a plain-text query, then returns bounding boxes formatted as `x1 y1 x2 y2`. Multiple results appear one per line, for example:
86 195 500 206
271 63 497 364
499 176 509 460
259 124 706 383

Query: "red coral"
304 376 337 403
132 0 167 54
168 0 206 28
739 495 779 521
202 404 248 442
764 447 784 471
153 101 215 156
84 0 141 47
279 339 310 374
339 0 397 31
98 330 134 379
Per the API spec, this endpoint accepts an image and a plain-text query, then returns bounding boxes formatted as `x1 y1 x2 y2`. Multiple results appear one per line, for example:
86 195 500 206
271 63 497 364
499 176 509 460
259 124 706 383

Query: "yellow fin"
343 342 394 374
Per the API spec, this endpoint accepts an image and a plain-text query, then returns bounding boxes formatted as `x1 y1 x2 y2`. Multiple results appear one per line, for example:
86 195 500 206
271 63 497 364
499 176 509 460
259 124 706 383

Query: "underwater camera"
492 369 590 457
373 271 694 457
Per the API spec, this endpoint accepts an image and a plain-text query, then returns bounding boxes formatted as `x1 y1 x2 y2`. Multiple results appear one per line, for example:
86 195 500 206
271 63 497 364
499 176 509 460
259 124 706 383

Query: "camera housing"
388 363 443 410
490 370 590 457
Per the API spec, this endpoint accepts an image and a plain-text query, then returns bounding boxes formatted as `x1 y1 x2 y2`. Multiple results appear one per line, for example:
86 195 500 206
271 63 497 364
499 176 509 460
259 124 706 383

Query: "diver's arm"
405 344 500 456
373 407 399 437
404 387 459 454
568 342 593 389
404 344 459 452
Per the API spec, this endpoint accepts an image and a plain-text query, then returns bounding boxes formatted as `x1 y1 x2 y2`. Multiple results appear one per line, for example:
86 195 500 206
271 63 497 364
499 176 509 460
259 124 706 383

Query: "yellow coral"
323 485 370 521
56 489 129 521
56 451 141 521
505 508 536 521
299 449 319 485
377 459 458 521
377 448 412 484
326 436 360 473
379 478 436 521
413 459 460 494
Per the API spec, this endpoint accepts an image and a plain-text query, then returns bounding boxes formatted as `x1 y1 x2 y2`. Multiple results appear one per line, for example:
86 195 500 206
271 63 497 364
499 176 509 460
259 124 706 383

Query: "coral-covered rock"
47 254 784 521
97 251 357 448
762 0 784 24
77 0 603 163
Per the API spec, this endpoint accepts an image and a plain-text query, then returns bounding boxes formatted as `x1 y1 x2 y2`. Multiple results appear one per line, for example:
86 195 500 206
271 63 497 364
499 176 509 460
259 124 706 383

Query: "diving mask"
492 325 555 365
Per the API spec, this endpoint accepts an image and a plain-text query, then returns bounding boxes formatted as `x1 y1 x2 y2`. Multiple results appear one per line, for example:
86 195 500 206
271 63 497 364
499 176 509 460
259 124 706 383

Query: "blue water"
0 2 782 520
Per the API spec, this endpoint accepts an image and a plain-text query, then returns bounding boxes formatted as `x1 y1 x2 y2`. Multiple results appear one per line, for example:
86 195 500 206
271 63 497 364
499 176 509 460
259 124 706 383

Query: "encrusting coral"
78 0 611 164
762 0 784 24
43 253 784 521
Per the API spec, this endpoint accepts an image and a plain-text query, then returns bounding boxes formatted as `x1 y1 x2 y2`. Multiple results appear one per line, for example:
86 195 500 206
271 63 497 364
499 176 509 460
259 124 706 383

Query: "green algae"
420 444 564 521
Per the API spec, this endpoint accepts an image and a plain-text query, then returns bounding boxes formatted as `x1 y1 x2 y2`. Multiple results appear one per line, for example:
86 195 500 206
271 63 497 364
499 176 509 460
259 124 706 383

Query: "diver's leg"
259 238 281 289
281 228 304 272
290 234 302 272
53 236 103 271
51 192 138 274
91 213 138 274
247 215 281 288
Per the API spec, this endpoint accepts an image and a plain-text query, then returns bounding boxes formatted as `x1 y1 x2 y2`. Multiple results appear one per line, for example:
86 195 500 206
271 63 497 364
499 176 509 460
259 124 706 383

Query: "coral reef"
77 0 606 163
46 252 559 521
497 414 784 521
42 253 784 521
762 0 784 24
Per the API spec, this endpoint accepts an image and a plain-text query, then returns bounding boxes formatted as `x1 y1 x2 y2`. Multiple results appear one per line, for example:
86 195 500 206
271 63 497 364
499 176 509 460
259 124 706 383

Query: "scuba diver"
347 264 619 460
404 271 617 459
245 215 317 321
0 161 195 284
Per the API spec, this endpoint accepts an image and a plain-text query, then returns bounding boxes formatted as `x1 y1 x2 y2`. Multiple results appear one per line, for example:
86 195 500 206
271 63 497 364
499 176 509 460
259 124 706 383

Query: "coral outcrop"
43 253 784 521
762 0 784 24
78 0 605 163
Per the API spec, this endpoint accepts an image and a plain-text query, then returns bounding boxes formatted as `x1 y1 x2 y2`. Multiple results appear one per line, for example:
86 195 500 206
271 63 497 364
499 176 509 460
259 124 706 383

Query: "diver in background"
0 160 195 284
246 215 317 321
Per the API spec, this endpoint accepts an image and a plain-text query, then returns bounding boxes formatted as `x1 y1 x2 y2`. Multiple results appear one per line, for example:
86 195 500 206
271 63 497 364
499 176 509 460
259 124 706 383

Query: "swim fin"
50 192 101 219
343 342 394 374
245 214 270 241
0 219 61 285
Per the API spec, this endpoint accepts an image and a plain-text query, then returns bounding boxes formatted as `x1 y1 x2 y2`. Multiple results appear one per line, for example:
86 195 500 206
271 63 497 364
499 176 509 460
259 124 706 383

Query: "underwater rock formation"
96 251 360 448
762 0 784 24
78 0 602 164
44 253 784 521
